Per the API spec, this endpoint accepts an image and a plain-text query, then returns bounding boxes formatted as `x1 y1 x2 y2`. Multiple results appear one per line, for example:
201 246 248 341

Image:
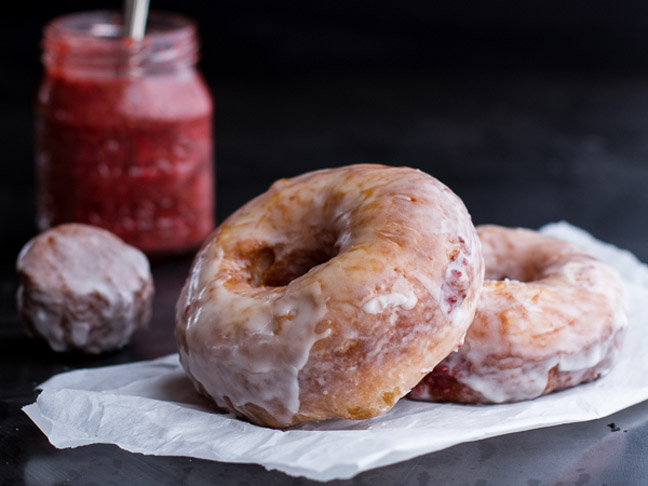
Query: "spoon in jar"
123 0 150 41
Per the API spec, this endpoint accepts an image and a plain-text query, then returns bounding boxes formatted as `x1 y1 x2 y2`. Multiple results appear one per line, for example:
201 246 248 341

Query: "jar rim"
45 10 197 43
42 10 199 73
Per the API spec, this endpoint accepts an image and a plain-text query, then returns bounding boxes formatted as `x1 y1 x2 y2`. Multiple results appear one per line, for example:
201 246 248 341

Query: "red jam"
36 11 214 255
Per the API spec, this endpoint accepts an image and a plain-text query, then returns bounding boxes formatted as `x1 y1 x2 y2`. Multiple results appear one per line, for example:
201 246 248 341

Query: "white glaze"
180 278 329 424
362 278 418 315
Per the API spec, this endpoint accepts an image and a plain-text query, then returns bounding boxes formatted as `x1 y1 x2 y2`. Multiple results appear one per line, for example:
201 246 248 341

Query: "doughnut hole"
486 264 537 283
242 229 340 288
484 246 572 283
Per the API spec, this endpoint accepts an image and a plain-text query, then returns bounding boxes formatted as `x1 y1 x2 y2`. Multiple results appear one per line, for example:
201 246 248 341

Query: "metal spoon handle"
124 0 150 41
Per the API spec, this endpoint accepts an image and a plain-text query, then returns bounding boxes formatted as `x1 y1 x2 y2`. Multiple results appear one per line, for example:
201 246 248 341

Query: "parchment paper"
23 222 648 481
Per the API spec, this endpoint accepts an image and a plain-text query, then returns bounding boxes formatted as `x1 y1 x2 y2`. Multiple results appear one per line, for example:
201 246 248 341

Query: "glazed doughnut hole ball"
16 223 154 354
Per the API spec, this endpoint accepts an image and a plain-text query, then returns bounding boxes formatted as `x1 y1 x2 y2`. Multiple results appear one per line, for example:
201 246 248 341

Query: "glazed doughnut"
16 223 154 353
409 225 628 404
176 164 484 427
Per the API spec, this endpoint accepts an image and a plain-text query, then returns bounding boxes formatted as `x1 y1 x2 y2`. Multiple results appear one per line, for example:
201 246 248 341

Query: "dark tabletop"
3 1 648 484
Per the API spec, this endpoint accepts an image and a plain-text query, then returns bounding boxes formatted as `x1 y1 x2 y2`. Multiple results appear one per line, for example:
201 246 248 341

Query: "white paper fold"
23 222 648 481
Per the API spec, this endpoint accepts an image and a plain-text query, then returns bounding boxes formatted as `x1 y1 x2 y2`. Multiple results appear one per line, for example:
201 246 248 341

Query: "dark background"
3 0 648 262
3 2 648 485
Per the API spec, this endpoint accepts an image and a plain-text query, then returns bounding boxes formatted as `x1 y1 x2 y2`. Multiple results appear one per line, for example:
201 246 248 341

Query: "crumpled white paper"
23 222 648 482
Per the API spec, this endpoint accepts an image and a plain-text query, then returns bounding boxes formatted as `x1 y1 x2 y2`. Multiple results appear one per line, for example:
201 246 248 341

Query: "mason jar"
36 10 214 256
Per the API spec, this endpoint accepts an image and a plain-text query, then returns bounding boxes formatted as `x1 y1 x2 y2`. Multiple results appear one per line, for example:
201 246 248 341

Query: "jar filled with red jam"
36 11 214 255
